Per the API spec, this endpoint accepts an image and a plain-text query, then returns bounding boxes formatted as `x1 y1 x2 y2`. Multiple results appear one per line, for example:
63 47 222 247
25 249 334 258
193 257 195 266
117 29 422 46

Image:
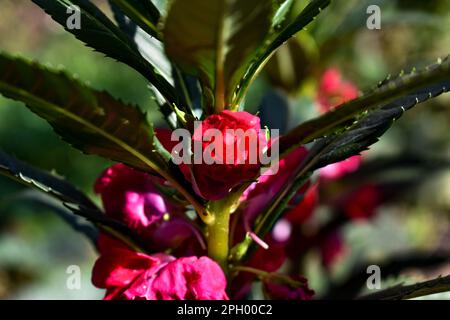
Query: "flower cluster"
91 69 380 300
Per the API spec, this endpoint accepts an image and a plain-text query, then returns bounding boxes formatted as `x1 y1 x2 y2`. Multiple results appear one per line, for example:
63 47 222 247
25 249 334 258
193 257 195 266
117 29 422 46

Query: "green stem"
207 205 230 270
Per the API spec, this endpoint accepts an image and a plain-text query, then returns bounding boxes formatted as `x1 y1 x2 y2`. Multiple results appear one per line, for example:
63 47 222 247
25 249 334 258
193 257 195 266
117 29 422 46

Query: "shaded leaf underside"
0 149 147 250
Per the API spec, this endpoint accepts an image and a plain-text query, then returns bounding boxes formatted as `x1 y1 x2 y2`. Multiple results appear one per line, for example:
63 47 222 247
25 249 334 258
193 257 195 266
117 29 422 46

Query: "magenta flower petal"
92 240 227 300
150 257 229 300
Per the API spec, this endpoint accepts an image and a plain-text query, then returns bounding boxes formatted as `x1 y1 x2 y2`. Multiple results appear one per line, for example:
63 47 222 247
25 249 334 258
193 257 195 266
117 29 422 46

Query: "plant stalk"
206 200 232 271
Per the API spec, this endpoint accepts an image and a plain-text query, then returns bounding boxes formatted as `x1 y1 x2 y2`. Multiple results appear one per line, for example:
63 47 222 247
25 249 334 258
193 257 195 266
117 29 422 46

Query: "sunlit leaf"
32 0 178 105
108 0 161 39
164 0 274 112
234 0 331 106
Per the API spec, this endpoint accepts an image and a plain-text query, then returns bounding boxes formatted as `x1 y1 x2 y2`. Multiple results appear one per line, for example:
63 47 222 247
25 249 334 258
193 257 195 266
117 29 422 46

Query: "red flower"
316 68 358 113
263 275 315 300
191 110 268 200
92 236 228 300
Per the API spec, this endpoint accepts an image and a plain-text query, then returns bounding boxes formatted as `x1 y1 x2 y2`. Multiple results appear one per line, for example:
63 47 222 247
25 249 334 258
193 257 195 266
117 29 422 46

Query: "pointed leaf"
272 0 295 29
108 0 138 38
313 79 450 170
279 56 450 157
109 0 161 39
234 0 331 106
358 274 450 300
0 149 97 210
0 54 168 173
238 68 450 260
0 54 206 217
163 0 274 112
0 150 147 250
32 0 178 105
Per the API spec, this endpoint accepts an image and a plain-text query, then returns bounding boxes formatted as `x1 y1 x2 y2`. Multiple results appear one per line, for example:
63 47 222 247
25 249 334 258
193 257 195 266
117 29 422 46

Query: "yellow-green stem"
206 200 232 271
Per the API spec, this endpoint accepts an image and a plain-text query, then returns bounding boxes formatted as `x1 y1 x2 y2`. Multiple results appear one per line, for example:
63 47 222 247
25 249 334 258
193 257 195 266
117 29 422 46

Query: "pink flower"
94 164 168 228
191 111 268 200
320 155 362 180
95 164 203 254
92 236 228 300
316 68 358 113
263 275 314 300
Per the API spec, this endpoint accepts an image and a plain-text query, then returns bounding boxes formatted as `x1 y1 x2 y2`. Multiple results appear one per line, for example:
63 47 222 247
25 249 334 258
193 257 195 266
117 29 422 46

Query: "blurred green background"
0 0 449 299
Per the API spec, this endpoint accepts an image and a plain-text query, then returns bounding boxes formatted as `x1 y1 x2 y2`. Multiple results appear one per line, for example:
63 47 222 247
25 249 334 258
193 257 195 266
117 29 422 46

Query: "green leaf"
0 53 207 218
233 0 331 106
272 0 295 29
279 56 450 157
108 0 138 38
0 53 168 173
251 71 450 252
0 149 148 251
237 59 450 261
0 149 98 211
32 0 178 105
17 190 99 247
313 78 450 170
358 274 450 300
163 0 274 112
109 0 161 39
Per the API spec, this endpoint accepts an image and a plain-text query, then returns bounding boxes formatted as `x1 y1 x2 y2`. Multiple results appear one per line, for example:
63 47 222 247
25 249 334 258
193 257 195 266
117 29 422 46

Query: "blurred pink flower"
316 68 358 113
320 155 362 180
